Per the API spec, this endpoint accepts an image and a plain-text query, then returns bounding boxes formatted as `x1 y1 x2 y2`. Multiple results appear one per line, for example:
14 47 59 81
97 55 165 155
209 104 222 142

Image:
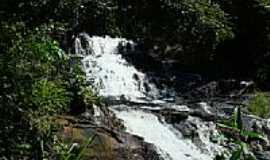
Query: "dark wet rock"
218 79 254 96
262 120 270 138
162 111 189 123
242 115 263 131
217 114 270 152
242 115 261 132
57 120 162 160
150 102 217 123
55 104 162 160
189 102 216 121
183 81 220 100
179 80 255 102
193 102 215 120
117 135 163 160
211 102 235 119
254 151 270 160
244 152 258 160
174 120 198 138
241 115 270 142
133 73 140 81
159 105 189 123
251 141 264 152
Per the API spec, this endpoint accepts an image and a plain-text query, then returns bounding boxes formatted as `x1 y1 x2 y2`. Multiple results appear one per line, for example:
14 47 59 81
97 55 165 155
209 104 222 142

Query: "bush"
32 80 70 114
0 24 78 158
248 92 270 118
68 62 100 114
83 86 101 107
213 0 270 79
110 0 234 70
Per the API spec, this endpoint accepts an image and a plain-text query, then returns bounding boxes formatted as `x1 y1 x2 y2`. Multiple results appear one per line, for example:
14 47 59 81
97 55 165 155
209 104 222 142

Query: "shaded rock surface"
55 104 162 160
138 79 270 159
76 35 269 159
255 151 270 160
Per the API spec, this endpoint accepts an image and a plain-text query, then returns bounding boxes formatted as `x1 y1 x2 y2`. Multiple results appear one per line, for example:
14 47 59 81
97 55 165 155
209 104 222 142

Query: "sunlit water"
78 34 159 102
77 33 223 160
113 108 218 160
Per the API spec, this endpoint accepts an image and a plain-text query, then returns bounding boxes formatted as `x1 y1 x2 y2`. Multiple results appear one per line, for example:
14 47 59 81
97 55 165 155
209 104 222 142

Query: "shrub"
53 134 97 160
68 62 100 114
0 24 75 158
248 92 270 118
82 86 101 107
217 107 265 160
118 0 234 65
32 80 70 114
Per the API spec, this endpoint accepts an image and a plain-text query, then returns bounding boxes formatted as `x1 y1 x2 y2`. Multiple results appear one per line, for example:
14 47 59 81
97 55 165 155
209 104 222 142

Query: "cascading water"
112 108 223 160
78 33 160 102
77 33 224 160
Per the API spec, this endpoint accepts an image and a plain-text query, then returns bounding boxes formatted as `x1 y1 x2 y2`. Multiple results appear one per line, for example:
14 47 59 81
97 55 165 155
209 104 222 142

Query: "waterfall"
77 33 223 160
112 108 221 160
80 33 160 102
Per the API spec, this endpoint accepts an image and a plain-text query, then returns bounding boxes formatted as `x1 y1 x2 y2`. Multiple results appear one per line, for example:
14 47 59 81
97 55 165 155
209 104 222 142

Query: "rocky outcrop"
56 79 267 160
177 79 254 102
55 104 162 160
254 151 270 160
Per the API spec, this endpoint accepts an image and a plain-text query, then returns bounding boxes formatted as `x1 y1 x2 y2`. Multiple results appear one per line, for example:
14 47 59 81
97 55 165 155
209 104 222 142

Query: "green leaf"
230 147 242 160
236 107 243 131
241 130 265 140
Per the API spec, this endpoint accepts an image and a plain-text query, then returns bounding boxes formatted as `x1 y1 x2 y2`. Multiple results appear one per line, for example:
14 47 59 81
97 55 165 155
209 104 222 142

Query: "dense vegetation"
1 0 270 83
1 0 270 159
0 23 98 159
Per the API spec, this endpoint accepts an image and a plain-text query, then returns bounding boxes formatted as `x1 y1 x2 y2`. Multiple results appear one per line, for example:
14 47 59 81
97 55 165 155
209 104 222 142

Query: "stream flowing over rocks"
74 33 270 160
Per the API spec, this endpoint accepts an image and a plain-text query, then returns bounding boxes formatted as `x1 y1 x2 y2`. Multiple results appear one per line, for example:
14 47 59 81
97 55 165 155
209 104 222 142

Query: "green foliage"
231 107 243 131
0 0 120 36
2 0 270 159
230 141 249 160
30 116 55 137
68 59 100 109
213 0 270 80
1 0 270 86
53 135 97 160
82 86 101 107
0 24 69 112
0 23 98 158
32 80 70 114
248 92 270 118
241 130 265 140
0 26 67 158
116 0 233 66
218 106 265 160
174 0 234 43
229 140 257 160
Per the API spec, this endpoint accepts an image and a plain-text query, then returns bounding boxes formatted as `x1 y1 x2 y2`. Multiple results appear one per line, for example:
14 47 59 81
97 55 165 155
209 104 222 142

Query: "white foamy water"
79 34 158 101
113 108 214 160
186 117 225 157
76 34 223 160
